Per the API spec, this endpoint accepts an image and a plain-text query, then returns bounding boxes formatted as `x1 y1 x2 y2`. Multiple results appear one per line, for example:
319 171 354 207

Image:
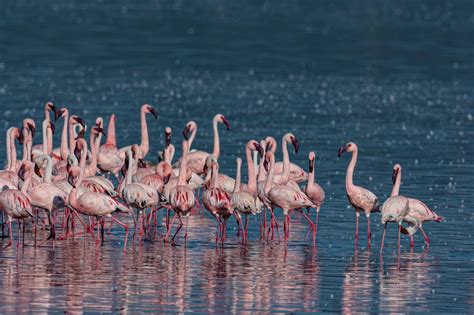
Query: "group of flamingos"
0 102 443 252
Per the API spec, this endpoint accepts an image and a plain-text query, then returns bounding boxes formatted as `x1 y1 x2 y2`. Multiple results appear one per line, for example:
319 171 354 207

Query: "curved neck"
391 171 401 196
246 146 256 192
39 155 53 183
89 132 98 175
60 113 69 160
68 120 76 154
282 137 290 182
21 128 28 162
125 150 134 185
9 131 17 172
212 118 220 158
105 115 116 146
346 150 357 191
264 157 275 195
78 143 87 183
21 173 31 194
177 140 189 185
233 161 241 193
5 129 11 170
164 144 175 164
210 164 219 189
47 127 53 155
257 154 266 182
140 109 149 157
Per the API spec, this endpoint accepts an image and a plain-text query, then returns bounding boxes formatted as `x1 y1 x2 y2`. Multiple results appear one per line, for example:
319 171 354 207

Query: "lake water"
0 0 473 313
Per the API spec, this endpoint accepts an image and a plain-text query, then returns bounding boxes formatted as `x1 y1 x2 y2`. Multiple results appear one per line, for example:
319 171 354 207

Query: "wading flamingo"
305 151 325 238
98 114 123 179
32 102 56 152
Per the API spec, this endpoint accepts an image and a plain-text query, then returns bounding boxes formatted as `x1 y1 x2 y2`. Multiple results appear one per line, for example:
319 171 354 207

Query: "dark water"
1 0 473 313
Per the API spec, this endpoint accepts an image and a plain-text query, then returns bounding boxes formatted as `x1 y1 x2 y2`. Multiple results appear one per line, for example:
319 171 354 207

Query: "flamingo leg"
3 221 13 249
268 208 281 241
397 223 401 254
419 226 430 247
355 212 360 243
244 214 249 243
366 214 371 248
380 222 387 254
171 216 183 245
47 211 56 241
184 216 189 242
164 213 177 243
110 216 129 251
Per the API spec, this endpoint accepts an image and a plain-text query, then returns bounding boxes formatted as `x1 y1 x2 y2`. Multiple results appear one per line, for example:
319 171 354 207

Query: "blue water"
0 0 473 312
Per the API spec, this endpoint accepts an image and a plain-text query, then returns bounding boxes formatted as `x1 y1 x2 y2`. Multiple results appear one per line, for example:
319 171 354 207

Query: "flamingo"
239 140 264 195
0 127 22 185
304 151 325 238
120 145 160 239
117 104 158 160
166 128 196 244
203 156 235 194
231 158 258 243
0 161 34 249
176 114 230 175
98 114 123 179
52 107 70 162
273 135 308 183
67 163 132 250
202 156 241 244
391 164 443 248
31 102 56 152
338 142 380 247
29 154 68 240
264 151 315 242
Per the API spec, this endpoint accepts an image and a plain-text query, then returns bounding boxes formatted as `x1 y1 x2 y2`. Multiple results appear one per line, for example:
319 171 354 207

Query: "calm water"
1 0 473 313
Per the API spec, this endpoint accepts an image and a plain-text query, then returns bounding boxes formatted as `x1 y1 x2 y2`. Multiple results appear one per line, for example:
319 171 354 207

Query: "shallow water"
1 0 473 313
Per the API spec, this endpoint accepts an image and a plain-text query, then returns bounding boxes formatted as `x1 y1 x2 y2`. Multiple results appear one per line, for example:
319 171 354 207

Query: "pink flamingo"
202 156 241 244
29 154 68 240
52 107 70 162
0 127 22 185
166 128 196 244
305 151 325 237
203 156 235 194
177 114 230 175
392 164 443 248
0 161 34 249
239 140 264 195
120 145 160 239
67 164 132 250
98 114 123 179
273 135 308 183
264 151 315 242
117 104 158 160
231 158 258 243
32 102 57 152
380 164 411 253
338 142 380 247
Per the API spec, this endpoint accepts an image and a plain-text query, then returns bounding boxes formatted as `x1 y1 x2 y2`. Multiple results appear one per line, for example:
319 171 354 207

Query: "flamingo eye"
348 144 352 147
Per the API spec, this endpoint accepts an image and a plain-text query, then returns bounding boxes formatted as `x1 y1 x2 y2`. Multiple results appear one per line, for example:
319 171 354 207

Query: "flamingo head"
67 167 80 188
132 144 146 167
308 151 315 173
18 161 32 181
164 127 172 147
248 140 264 158
91 126 105 136
264 151 274 172
144 104 158 119
182 124 192 141
157 162 172 184
338 142 356 157
392 164 401 184
216 114 230 130
70 115 86 129
54 108 68 121
285 133 299 154
45 102 57 114
23 119 36 138
95 117 103 128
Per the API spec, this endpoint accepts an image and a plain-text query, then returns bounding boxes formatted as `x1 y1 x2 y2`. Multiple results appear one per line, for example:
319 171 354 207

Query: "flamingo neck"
188 128 196 152
105 115 116 146
21 175 31 194
125 150 134 186
5 128 12 171
177 140 189 186
246 146 256 193
9 131 17 172
41 155 53 184
60 112 69 160
257 155 266 182
346 150 357 191
212 118 220 159
164 144 175 164
307 162 315 190
233 160 241 193
88 132 98 175
47 127 53 156
210 164 219 189
264 156 275 195
68 120 76 154
139 109 149 157
391 171 401 196
78 143 87 183
21 128 28 162
282 137 290 182
42 121 49 155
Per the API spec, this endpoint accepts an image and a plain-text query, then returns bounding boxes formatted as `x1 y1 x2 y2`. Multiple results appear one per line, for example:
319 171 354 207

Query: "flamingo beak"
182 125 191 140
309 158 314 173
222 116 231 131
392 168 399 184
18 129 25 145
165 131 172 147
255 143 264 158
54 109 63 121
34 164 43 178
49 121 56 134
149 106 158 119
48 103 57 113
264 159 269 172
163 173 171 185
138 159 146 168
18 165 26 181
67 174 76 188
76 117 86 128
291 136 299 154
97 127 106 136
338 145 348 157
27 123 36 138
75 129 85 140
265 142 272 152
74 146 82 161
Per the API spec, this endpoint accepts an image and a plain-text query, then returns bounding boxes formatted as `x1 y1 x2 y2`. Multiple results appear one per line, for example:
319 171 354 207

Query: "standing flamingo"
166 128 196 244
202 156 241 244
30 154 68 240
98 114 123 179
0 161 34 249
264 151 315 242
305 151 325 238
391 164 443 248
273 134 308 183
53 107 70 162
177 114 230 175
117 104 158 160
32 102 57 152
67 163 132 250
0 127 22 185
338 142 380 247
